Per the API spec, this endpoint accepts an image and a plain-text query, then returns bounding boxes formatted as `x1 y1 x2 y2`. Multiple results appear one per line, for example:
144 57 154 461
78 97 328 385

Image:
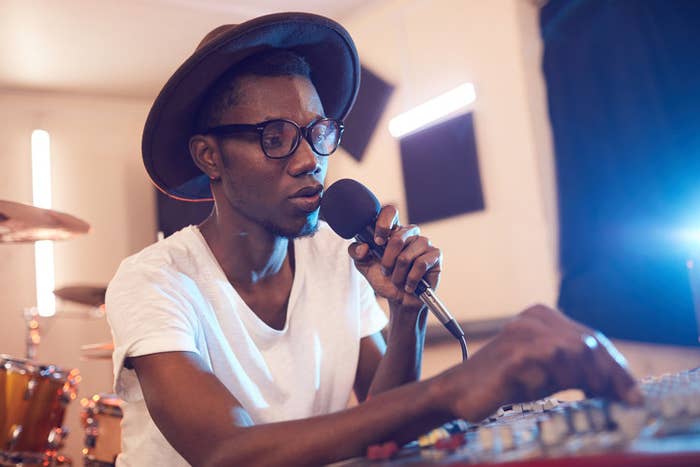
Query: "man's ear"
189 134 222 181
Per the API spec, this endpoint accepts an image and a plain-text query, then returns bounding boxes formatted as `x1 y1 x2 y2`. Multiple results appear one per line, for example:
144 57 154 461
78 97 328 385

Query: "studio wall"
334 0 559 322
0 90 155 461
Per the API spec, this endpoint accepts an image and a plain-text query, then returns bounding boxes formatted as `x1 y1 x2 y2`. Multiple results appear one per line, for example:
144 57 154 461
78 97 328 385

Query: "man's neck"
198 211 291 289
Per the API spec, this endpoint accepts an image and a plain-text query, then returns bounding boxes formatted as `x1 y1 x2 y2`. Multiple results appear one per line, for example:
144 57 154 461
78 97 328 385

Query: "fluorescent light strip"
31 129 56 317
389 83 476 138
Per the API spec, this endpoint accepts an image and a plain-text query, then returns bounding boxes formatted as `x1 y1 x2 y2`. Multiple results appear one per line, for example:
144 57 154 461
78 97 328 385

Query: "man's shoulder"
110 226 201 287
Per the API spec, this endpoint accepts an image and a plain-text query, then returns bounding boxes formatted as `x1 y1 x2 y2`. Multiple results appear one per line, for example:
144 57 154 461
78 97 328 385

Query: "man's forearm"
368 304 429 396
204 373 454 467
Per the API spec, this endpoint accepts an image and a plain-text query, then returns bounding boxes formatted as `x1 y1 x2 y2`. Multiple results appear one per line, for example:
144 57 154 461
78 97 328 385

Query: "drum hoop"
38 364 71 382
0 354 36 375
0 450 47 465
0 354 78 384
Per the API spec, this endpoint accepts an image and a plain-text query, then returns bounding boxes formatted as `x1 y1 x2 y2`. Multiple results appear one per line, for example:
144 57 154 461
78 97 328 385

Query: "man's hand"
348 205 442 312
439 305 643 422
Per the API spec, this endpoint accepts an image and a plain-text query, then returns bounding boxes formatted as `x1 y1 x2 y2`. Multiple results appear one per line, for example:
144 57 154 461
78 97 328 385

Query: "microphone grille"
320 179 380 239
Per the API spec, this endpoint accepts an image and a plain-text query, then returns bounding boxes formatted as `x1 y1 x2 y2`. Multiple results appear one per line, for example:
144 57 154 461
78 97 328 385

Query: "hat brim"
142 12 360 201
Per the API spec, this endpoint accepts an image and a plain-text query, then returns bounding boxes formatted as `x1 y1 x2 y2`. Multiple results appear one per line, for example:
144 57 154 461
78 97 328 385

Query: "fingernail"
625 387 644 406
405 284 414 293
381 266 390 276
375 236 385 246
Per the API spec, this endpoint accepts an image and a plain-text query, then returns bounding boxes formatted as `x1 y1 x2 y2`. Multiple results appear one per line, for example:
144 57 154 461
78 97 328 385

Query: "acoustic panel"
400 113 484 224
340 65 394 161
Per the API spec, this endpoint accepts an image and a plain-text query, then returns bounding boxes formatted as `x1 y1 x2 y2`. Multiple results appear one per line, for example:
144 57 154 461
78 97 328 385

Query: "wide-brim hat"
142 12 361 201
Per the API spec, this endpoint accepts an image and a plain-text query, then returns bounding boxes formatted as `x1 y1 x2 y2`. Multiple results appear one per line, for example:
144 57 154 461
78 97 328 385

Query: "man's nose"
287 138 322 176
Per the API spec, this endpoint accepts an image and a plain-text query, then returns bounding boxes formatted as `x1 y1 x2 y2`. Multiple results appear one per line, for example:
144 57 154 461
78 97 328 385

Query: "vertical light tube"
32 129 56 317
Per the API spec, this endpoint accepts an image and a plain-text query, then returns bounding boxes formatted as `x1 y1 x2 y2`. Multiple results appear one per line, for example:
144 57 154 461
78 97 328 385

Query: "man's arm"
354 308 428 401
133 305 643 467
131 350 451 467
349 205 440 398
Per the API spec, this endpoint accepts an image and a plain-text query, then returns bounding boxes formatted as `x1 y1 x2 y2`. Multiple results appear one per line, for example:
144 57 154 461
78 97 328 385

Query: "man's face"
213 74 328 238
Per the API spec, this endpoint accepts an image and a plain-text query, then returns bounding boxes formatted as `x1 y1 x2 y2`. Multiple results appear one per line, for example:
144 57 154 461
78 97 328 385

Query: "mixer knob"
496 425 515 451
417 426 450 448
543 398 559 411
660 394 685 418
496 403 523 418
571 408 590 433
538 412 569 446
687 392 700 416
477 426 496 451
587 404 608 431
517 425 537 445
608 403 648 440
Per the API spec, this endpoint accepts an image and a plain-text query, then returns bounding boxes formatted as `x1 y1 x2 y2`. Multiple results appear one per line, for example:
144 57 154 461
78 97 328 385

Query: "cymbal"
80 341 113 360
54 285 107 307
0 200 90 243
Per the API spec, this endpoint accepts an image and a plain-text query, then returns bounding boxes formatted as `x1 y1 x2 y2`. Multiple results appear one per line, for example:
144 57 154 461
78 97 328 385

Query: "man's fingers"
373 206 399 246
380 225 420 275
348 242 371 263
401 249 441 293
575 334 610 398
582 334 641 404
592 333 643 405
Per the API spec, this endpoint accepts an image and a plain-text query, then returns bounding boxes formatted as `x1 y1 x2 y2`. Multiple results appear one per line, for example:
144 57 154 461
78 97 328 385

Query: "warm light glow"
389 83 476 138
32 129 56 317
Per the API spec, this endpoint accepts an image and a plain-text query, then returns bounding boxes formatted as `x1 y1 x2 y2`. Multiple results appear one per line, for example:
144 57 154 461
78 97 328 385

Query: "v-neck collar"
189 225 305 339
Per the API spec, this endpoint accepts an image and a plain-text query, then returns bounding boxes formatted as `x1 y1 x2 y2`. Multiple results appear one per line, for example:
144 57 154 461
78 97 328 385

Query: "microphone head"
320 179 380 239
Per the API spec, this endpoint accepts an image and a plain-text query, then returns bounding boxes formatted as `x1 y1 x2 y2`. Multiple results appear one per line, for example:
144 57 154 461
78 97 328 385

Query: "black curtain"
541 0 700 345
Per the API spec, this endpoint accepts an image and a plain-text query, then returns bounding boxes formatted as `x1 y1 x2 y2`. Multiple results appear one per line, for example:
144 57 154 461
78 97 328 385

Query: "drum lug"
48 426 69 449
8 423 23 450
85 431 97 448
24 378 37 400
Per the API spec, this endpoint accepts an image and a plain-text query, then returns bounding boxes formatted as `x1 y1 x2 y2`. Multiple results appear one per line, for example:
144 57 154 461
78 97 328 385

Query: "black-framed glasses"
205 118 345 159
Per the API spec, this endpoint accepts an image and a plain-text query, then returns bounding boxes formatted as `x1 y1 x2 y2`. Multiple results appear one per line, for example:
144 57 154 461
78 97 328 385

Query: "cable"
458 335 469 361
443 318 469 361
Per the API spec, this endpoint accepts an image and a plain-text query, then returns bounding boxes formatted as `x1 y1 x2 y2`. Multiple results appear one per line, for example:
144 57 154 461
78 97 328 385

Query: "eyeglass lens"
261 120 340 158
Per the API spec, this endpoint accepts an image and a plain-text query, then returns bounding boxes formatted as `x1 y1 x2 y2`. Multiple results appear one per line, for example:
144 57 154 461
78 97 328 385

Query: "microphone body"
354 224 465 341
320 179 466 347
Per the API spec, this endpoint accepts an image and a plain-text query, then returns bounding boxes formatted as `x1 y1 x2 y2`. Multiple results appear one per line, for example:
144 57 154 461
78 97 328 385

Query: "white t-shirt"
106 223 388 467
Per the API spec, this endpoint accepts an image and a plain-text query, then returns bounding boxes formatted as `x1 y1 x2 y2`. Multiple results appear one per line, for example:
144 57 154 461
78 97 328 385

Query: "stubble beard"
262 213 320 240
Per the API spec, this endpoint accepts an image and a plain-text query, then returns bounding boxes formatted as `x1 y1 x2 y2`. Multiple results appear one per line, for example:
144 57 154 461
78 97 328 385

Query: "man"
107 12 642 467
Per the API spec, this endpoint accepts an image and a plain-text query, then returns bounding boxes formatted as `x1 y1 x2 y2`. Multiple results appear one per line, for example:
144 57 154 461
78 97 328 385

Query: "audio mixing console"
341 367 700 466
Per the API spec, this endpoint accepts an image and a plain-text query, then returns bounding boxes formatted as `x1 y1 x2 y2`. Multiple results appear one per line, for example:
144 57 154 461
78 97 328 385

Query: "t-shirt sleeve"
356 268 388 338
106 260 200 402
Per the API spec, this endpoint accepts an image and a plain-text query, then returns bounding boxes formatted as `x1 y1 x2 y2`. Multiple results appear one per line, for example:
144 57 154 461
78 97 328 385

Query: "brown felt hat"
142 12 361 201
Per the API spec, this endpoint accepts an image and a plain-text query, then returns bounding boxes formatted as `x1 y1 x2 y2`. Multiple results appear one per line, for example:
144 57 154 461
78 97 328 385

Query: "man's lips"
288 184 323 212
290 184 323 198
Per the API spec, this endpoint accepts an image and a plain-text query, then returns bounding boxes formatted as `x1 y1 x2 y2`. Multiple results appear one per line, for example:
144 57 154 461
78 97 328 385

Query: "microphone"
320 179 467 358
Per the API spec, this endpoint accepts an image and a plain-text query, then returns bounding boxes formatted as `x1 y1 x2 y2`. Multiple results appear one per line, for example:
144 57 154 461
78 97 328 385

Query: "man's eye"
264 135 284 148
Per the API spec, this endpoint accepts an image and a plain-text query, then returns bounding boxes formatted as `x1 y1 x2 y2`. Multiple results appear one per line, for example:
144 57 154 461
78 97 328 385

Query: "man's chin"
289 218 319 239
267 216 319 239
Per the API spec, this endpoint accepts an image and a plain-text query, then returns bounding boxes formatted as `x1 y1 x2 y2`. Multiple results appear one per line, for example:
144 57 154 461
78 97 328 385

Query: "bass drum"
81 394 123 467
0 355 78 461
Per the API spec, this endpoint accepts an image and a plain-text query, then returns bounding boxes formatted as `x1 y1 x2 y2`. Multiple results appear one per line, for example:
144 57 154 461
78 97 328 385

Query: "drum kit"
1 201 122 466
